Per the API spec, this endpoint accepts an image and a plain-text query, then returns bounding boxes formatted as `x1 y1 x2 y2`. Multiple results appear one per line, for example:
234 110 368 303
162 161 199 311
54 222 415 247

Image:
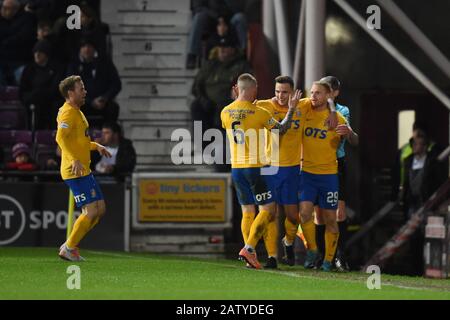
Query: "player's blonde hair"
312 80 332 92
59 75 82 98
237 73 257 90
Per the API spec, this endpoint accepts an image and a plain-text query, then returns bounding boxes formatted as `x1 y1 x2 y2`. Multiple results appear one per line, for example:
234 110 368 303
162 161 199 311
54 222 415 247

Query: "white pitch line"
85 250 436 292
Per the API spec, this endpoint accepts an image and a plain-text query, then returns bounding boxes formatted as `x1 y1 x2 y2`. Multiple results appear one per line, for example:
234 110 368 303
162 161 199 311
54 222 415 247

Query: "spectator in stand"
186 0 248 69
66 37 121 128
0 0 36 85
402 134 447 218
392 121 442 203
402 133 447 275
5 143 37 171
191 34 251 136
205 16 240 60
54 2 109 62
91 122 136 177
36 18 51 40
19 39 65 129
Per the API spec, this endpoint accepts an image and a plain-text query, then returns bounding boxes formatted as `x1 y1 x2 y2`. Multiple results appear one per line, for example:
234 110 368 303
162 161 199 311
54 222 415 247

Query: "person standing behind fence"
56 75 111 262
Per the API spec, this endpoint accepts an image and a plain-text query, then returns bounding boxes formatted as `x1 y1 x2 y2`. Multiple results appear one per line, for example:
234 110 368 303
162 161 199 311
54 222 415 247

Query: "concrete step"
113 52 184 69
110 25 188 36
117 95 190 109
134 139 189 156
125 124 190 140
112 35 186 54
120 80 191 97
120 110 190 121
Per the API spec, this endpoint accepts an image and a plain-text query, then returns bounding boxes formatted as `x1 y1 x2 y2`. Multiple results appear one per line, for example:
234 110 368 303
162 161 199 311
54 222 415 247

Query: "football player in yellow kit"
298 80 348 271
221 73 301 269
56 75 111 261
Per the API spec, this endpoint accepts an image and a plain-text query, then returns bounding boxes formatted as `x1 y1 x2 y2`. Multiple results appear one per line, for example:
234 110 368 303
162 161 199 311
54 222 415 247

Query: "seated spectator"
91 122 136 176
19 39 65 129
44 145 61 170
0 0 36 85
206 16 240 60
5 143 37 171
66 37 121 128
186 0 248 69
54 2 109 62
191 34 251 135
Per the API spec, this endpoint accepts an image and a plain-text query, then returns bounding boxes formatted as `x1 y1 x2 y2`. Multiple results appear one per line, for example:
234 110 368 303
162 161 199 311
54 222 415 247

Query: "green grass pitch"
1 247 450 300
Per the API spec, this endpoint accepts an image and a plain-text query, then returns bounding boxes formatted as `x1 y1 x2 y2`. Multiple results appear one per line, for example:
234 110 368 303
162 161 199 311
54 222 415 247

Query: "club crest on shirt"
91 188 96 198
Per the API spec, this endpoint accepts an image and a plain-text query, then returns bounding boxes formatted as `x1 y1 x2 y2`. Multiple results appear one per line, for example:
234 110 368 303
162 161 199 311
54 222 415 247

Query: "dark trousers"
83 100 120 129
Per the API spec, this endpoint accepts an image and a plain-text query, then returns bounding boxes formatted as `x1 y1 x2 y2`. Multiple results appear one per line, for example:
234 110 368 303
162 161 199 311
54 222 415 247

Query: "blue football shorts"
231 167 275 205
298 171 338 210
64 173 104 208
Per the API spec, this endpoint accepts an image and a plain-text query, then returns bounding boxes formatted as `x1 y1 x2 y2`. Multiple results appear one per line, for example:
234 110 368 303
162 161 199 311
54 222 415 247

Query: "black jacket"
66 54 121 106
19 59 65 107
91 138 136 175
402 151 447 210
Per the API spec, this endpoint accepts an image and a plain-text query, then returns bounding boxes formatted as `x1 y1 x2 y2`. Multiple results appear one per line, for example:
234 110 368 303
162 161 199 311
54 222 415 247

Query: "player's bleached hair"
59 75 82 98
237 73 257 90
312 80 332 92
275 75 294 89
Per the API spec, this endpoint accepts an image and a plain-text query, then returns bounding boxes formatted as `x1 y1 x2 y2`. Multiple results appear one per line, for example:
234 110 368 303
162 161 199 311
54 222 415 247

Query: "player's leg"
239 168 276 269
241 204 256 244
88 199 106 231
317 174 340 272
281 204 299 266
278 166 300 265
320 208 339 272
299 201 318 268
231 168 256 245
335 157 349 270
262 168 280 268
60 174 104 261
263 206 279 268
314 207 326 268
298 171 319 268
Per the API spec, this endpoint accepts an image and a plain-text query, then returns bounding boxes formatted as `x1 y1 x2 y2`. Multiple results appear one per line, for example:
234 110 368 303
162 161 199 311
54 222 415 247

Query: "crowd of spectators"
0 0 121 130
0 0 127 178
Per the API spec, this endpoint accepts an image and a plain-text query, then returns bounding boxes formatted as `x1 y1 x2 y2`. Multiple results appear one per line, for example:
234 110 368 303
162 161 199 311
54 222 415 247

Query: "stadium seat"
0 102 27 129
35 130 57 146
0 86 19 102
0 130 32 145
0 130 33 162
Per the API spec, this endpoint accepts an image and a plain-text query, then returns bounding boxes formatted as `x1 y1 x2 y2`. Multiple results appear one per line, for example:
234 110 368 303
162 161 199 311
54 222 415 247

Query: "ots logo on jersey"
255 191 272 202
304 127 327 139
288 120 300 130
74 193 87 203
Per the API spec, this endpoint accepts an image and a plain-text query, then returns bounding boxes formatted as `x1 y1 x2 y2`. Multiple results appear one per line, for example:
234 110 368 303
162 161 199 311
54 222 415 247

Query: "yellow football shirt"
301 107 347 174
56 102 98 180
257 98 312 167
221 100 277 168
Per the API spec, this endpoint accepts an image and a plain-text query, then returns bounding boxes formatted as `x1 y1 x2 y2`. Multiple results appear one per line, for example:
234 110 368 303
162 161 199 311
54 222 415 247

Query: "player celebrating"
314 76 359 271
221 73 300 269
56 75 111 261
258 76 338 267
299 80 348 271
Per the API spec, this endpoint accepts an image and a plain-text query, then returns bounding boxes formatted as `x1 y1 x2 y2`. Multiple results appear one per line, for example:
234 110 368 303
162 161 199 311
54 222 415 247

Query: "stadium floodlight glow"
325 17 353 46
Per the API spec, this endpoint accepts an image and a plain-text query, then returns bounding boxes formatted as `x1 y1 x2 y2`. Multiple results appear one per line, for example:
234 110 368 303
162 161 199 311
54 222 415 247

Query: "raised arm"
271 89 302 135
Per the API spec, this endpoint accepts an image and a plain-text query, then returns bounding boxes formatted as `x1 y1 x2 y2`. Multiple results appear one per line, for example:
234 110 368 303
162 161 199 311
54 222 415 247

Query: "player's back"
221 100 275 168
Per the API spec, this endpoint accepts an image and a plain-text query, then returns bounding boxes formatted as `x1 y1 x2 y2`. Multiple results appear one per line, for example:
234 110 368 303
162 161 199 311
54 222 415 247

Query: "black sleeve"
102 59 122 101
113 139 136 174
